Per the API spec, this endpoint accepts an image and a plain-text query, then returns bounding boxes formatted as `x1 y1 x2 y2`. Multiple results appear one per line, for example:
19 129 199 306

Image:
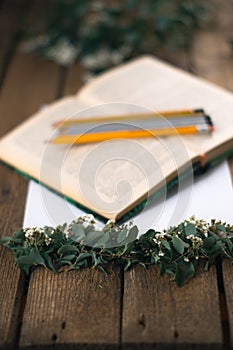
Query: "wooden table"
0 1 233 349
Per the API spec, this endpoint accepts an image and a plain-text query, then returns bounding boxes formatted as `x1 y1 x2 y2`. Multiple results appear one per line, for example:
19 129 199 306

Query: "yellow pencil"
51 125 209 145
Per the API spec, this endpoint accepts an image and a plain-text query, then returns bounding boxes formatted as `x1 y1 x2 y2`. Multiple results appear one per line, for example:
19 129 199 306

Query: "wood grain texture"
19 61 122 349
192 2 233 345
0 51 60 348
63 63 85 96
0 171 27 350
0 0 28 79
222 260 233 347
122 265 222 349
0 0 232 348
0 52 60 137
20 266 121 349
190 0 233 91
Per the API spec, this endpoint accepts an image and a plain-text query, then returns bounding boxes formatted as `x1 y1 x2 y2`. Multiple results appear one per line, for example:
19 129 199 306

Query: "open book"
0 56 233 221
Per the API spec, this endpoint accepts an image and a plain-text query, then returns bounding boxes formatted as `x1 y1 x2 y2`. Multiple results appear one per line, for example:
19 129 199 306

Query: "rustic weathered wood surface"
0 0 233 349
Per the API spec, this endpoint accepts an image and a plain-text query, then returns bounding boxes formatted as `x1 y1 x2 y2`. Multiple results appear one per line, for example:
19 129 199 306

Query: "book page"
1 55 232 219
78 56 233 159
0 91 197 220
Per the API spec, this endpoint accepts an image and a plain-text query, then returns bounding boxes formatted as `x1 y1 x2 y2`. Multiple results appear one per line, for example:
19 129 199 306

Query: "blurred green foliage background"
22 0 212 73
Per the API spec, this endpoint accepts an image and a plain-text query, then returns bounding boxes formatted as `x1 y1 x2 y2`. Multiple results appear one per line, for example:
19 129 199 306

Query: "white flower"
23 227 52 246
187 234 203 247
158 250 165 256
106 219 115 225
184 257 190 262
153 231 171 245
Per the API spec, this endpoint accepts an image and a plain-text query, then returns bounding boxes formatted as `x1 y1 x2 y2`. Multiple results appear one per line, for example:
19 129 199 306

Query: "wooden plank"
0 52 60 349
0 3 17 75
0 52 60 137
0 172 27 350
190 30 233 91
190 0 233 91
63 63 84 96
121 23 223 348
20 266 121 349
20 62 122 349
122 265 222 349
0 0 29 88
222 260 233 347
190 0 233 348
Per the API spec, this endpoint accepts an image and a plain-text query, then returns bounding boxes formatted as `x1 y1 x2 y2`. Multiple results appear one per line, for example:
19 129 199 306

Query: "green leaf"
139 262 147 269
0 236 11 244
51 231 65 243
152 254 159 264
70 223 85 241
85 230 102 243
58 245 78 255
41 252 57 272
162 240 171 250
204 260 210 271
172 235 185 254
76 252 92 263
126 226 138 242
61 254 76 261
30 247 45 266
183 261 195 279
124 259 132 271
96 265 108 274
13 229 25 243
121 241 135 255
217 224 226 233
184 223 196 236
16 255 35 265
139 229 155 241
117 229 127 244
203 236 216 249
95 232 110 247
92 253 99 266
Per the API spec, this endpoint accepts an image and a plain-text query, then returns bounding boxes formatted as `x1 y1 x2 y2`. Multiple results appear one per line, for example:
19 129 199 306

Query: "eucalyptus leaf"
126 226 138 243
76 252 92 263
117 229 128 244
172 235 185 254
124 259 132 271
162 240 171 250
16 255 35 265
58 245 79 255
184 223 197 236
0 237 11 244
30 247 46 266
216 224 226 233
86 230 102 243
61 254 76 261
13 229 25 243
95 232 110 247
1 216 233 288
41 252 57 272
204 260 210 271
70 223 85 241
183 261 195 279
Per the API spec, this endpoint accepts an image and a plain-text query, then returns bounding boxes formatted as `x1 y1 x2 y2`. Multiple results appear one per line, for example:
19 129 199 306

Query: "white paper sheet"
23 161 233 233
